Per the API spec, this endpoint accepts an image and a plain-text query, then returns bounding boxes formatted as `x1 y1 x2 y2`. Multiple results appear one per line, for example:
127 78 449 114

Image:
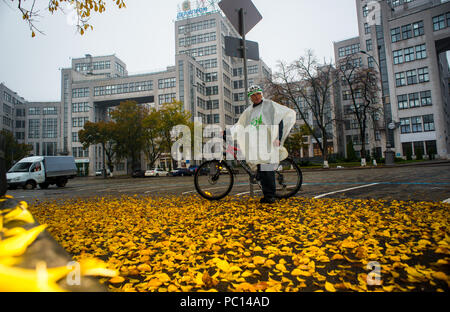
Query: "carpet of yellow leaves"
29 195 450 292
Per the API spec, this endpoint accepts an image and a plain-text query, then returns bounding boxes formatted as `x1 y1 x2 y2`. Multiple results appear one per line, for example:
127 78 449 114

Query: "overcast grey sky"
0 0 359 102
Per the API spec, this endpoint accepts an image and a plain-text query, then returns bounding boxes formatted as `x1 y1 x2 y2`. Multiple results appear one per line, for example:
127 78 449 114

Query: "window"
362 5 368 17
411 116 422 133
42 118 58 138
408 93 420 108
16 108 25 117
433 14 446 31
417 67 429 83
420 91 432 106
15 132 25 140
72 102 90 113
233 80 244 89
401 24 412 39
158 78 176 89
423 114 435 131
391 27 401 42
206 99 219 110
158 93 176 105
72 117 89 128
406 69 417 85
43 107 57 115
366 39 372 52
72 88 89 98
393 50 403 64
415 44 426 59
400 118 411 134
206 86 219 96
397 94 408 109
72 132 79 142
28 119 40 139
404 47 415 62
413 141 424 156
368 56 375 69
395 72 406 87
413 21 424 36
28 107 40 115
205 72 218 82
364 23 371 35
248 65 258 75
15 120 25 128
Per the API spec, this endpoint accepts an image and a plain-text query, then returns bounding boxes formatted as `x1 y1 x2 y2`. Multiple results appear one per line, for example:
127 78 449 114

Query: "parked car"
145 168 169 177
132 169 145 178
170 168 193 177
95 169 111 176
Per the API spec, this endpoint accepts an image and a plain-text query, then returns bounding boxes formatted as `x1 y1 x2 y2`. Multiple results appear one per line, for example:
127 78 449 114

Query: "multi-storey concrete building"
1 84 60 163
334 0 450 160
60 3 272 175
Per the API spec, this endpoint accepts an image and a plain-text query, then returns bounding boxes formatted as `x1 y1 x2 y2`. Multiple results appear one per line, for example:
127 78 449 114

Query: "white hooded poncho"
230 98 296 168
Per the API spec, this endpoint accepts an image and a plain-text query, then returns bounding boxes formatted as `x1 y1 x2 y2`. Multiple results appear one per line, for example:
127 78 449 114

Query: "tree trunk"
102 143 107 178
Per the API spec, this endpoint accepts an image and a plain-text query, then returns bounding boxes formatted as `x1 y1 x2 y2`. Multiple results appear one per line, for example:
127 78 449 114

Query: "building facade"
58 7 272 175
334 0 450 160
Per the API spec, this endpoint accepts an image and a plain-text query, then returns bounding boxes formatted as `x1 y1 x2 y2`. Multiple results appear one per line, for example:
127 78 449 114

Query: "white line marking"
443 198 450 204
313 183 380 199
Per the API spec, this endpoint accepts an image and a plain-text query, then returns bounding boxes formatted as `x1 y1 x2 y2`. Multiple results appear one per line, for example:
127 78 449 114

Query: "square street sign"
224 36 259 61
218 0 262 36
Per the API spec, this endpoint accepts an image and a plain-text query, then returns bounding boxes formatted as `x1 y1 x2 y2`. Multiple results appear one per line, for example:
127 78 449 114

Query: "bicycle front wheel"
194 160 234 201
274 157 302 199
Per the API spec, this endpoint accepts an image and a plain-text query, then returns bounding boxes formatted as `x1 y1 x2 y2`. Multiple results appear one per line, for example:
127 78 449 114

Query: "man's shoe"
260 197 276 204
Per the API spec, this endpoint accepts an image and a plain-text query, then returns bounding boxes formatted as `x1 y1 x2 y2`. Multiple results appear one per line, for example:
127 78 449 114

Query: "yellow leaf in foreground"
109 276 125 284
325 281 336 292
0 224 46 257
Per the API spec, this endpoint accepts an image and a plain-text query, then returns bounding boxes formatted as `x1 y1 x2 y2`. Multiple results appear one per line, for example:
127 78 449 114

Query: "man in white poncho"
230 85 296 204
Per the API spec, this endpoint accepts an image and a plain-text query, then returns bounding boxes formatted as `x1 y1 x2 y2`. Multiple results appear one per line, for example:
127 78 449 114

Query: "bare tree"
267 50 337 167
337 56 382 165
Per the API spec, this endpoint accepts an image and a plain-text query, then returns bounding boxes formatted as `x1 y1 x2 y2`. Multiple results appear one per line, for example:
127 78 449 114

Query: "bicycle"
194 138 302 201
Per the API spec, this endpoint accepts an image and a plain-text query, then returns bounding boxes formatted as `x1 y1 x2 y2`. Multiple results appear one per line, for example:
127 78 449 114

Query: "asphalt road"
7 161 450 203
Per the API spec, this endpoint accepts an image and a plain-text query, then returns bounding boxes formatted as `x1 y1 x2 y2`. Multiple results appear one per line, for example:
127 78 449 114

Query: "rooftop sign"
176 0 220 20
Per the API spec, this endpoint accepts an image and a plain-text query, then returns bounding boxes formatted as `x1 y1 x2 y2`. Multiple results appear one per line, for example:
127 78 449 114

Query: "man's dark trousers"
257 164 276 199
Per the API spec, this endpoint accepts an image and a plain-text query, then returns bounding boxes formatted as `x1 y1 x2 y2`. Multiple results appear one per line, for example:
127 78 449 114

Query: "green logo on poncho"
250 115 262 129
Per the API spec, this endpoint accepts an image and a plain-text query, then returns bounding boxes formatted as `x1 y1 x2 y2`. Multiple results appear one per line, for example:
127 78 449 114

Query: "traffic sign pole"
238 8 254 198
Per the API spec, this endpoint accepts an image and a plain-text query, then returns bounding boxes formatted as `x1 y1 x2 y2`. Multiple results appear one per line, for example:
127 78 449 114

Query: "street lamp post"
359 50 395 165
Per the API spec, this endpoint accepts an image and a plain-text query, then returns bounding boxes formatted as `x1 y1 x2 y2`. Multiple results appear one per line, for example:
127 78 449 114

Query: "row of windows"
393 44 426 64
75 60 111 72
158 93 176 105
72 102 90 113
16 108 25 117
115 62 126 76
391 20 424 42
433 12 450 31
395 67 429 87
72 117 89 128
197 98 220 110
24 107 58 116
338 43 361 58
391 0 414 7
3 103 11 115
402 140 436 157
2 116 12 127
28 119 57 139
158 78 176 89
179 32 216 47
232 65 259 77
72 147 89 158
397 90 432 110
180 45 217 58
178 19 216 34
93 81 153 96
400 114 435 133
72 88 90 99
198 58 218 69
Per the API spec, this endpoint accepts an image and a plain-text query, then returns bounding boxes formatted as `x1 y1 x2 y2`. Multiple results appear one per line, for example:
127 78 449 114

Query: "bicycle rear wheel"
194 160 234 201
273 157 302 199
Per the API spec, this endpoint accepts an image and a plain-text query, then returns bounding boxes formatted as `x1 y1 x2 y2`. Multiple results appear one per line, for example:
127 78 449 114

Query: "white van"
7 156 77 190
